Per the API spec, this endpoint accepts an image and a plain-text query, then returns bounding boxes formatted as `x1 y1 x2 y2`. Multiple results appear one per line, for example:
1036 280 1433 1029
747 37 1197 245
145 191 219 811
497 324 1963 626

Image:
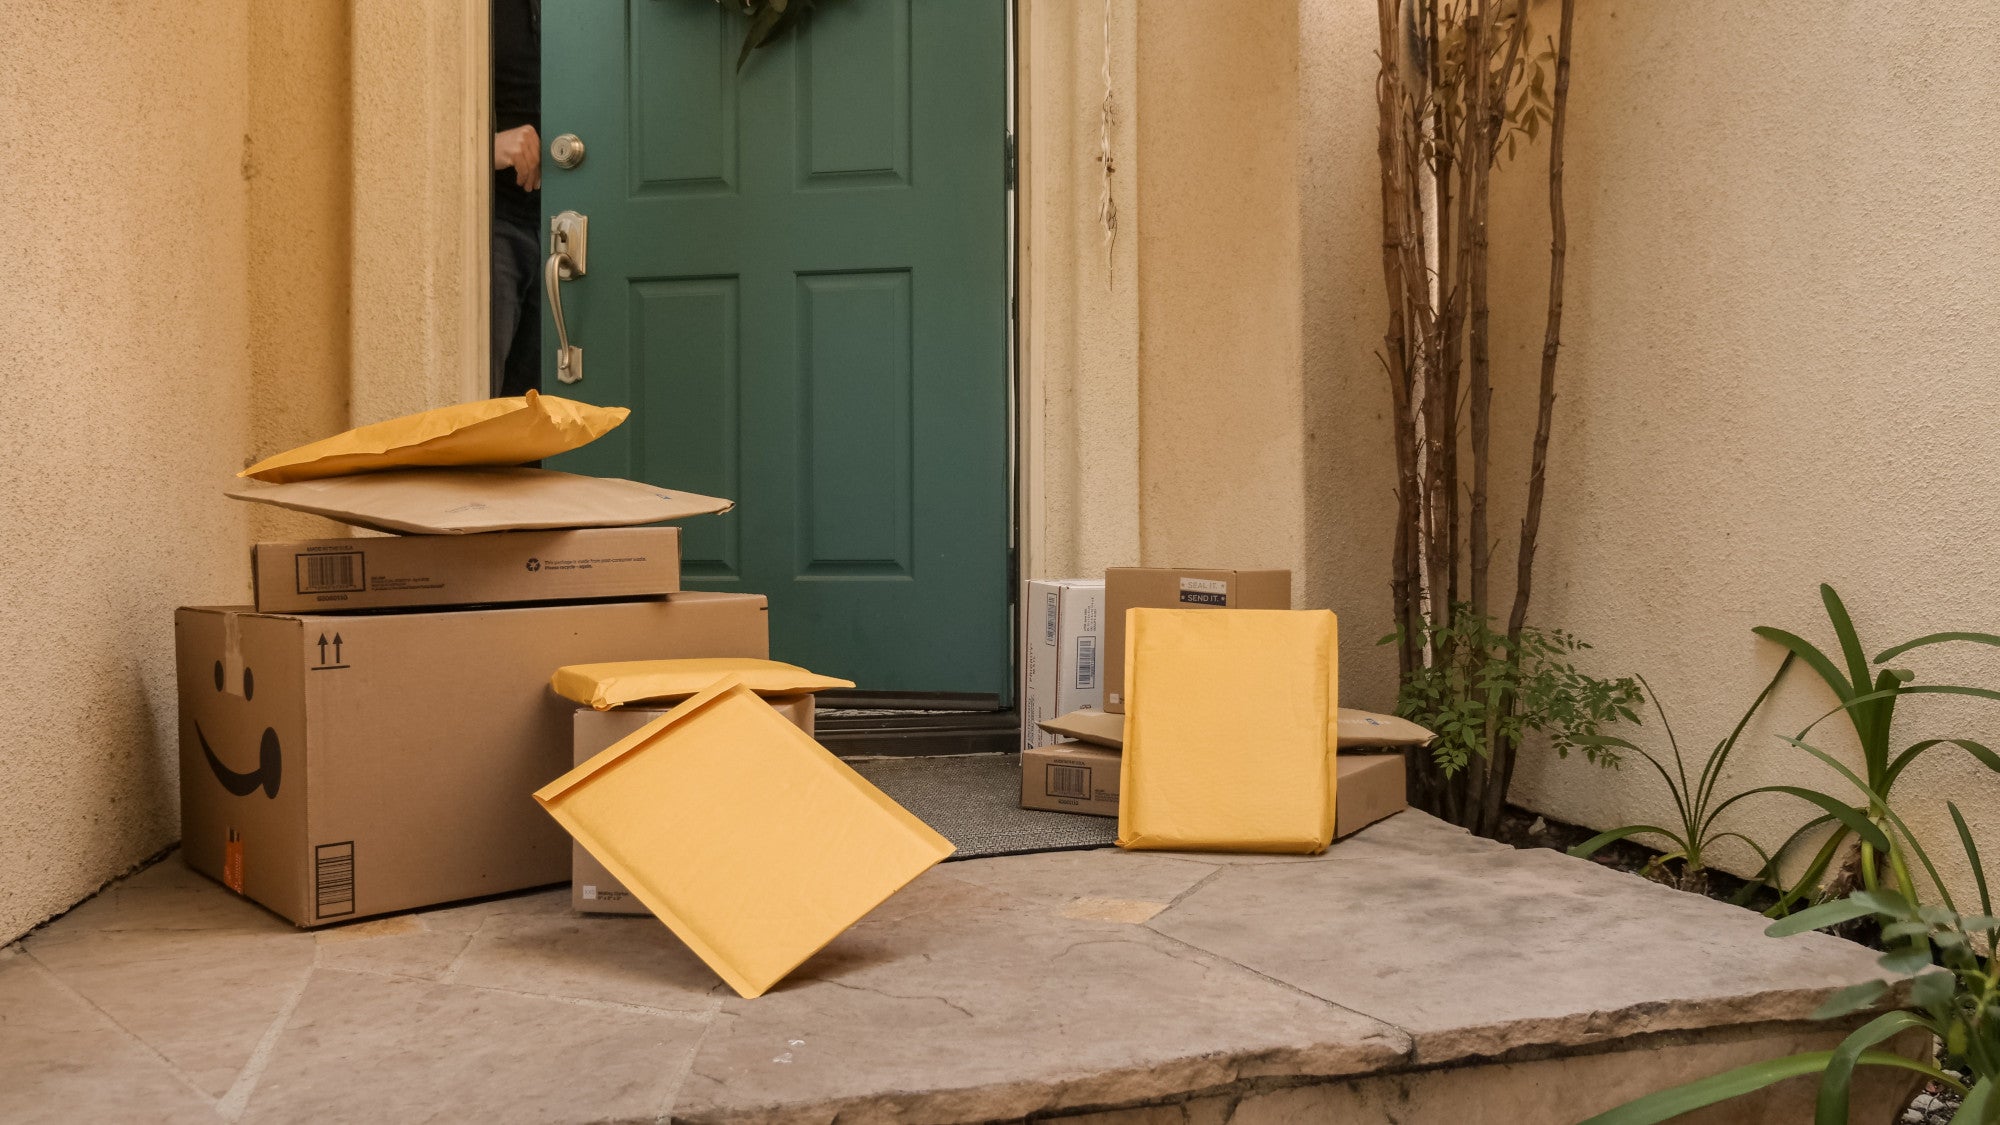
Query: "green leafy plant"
1567 658 1889 898
1578 745 1998 1124
1753 584 2000 913
1383 604 1642 834
714 0 814 71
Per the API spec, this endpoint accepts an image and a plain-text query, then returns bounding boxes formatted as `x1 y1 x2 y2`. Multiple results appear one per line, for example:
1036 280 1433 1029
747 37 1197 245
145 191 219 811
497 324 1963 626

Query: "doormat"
848 753 1117 860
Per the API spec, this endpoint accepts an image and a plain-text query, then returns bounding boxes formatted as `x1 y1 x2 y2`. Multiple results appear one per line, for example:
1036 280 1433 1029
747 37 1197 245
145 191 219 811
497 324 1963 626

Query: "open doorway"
480 1 1020 750
488 0 542 400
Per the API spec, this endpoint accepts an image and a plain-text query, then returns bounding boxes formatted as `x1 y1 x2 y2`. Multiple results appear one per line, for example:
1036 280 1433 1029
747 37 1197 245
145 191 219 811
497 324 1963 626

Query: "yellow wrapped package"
533 681 953 998
240 390 628 483
551 657 854 711
1117 608 1339 854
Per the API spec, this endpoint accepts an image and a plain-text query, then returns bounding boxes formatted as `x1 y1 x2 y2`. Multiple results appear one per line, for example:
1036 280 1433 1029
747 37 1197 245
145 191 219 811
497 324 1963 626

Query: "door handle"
546 210 587 384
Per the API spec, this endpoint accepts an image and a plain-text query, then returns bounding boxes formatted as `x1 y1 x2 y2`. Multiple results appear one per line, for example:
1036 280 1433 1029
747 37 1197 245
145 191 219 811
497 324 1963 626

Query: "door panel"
545 1 1009 699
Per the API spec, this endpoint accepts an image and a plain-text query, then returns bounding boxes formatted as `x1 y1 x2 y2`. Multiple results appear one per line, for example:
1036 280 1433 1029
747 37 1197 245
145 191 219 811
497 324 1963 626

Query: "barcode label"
314 841 355 919
295 551 364 595
1075 636 1097 690
1046 763 1091 800
1044 592 1059 646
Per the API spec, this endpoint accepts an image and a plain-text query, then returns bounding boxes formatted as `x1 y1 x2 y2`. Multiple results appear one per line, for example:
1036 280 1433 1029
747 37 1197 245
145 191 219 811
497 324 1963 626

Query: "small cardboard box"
1330 753 1409 839
1039 706 1435 751
251 526 683 613
1021 579 1105 749
572 695 814 915
1020 741 1122 816
1023 745 1407 839
176 592 768 927
1102 567 1291 713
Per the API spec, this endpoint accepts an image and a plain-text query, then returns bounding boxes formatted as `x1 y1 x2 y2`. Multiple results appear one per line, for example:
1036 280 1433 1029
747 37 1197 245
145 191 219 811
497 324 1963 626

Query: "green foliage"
1382 604 1642 779
1752 584 2000 913
714 0 815 71
1579 761 1998 1124
1566 658 1888 896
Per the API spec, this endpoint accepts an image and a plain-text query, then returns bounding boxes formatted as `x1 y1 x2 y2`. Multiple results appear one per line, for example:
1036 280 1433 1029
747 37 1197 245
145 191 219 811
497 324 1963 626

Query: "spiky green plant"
1753 584 2000 912
1567 658 1889 898
1578 744 1999 1124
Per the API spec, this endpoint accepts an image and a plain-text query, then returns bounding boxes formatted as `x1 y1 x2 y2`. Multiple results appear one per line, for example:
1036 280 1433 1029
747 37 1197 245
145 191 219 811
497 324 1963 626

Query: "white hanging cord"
1096 0 1117 282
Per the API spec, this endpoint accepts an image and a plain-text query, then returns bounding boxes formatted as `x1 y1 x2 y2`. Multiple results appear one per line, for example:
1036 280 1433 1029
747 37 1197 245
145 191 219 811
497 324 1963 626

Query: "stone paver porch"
1 812 1921 1124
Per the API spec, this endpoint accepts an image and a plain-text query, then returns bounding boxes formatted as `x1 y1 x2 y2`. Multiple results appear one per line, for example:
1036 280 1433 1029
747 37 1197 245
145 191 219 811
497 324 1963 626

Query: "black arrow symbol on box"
318 634 329 664
332 634 343 663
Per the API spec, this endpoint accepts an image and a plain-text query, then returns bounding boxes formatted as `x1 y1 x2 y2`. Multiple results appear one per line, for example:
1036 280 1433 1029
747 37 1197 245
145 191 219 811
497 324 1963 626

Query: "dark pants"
490 215 543 399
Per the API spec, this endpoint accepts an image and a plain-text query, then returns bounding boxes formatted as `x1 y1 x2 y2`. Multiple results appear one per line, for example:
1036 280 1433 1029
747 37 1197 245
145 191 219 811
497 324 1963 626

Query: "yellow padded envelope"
240 390 628 482
533 681 953 998
551 658 855 711
1117 609 1339 854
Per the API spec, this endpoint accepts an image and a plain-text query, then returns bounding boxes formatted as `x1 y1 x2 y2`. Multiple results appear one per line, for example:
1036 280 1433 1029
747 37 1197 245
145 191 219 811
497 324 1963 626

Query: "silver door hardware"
550 133 586 170
546 210 588 384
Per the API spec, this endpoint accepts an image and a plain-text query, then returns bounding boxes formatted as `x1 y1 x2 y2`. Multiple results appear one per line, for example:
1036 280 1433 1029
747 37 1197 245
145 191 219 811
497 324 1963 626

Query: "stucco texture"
0 0 255 942
1474 0 2000 898
1030 0 1394 693
0 1 354 943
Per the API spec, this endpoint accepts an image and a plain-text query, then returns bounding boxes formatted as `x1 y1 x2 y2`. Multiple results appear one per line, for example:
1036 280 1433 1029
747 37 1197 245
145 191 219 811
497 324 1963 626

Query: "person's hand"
493 124 542 191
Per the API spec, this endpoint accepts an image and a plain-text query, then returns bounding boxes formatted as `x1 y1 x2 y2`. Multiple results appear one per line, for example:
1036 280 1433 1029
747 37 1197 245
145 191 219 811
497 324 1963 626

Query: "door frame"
367 0 1142 634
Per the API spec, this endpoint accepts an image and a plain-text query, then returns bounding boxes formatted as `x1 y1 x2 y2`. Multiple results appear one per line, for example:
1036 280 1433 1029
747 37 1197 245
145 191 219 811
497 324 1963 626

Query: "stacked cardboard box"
1020 567 1419 843
1019 578 1104 749
181 396 766 927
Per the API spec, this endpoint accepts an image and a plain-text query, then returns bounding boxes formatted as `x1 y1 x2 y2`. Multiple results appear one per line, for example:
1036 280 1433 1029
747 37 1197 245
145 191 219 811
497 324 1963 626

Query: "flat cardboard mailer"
571 696 815 915
535 682 954 999
228 467 733 535
1102 567 1291 713
1117 608 1337 854
1038 707 1435 750
251 526 682 613
1023 742 1406 839
1020 579 1104 750
176 592 769 927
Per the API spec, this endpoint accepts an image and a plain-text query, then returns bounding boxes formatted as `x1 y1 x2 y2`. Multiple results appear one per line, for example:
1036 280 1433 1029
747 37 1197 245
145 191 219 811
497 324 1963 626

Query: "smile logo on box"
199 660 282 799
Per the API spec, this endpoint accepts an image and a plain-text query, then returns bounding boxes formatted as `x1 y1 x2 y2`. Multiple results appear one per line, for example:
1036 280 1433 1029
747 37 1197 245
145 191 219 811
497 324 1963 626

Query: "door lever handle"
546 211 588 384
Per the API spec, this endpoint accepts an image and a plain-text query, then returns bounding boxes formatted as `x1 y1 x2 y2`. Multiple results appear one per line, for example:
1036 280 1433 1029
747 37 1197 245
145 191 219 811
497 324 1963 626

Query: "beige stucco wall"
1 0 255 942
1029 0 1395 700
1133 2 1306 580
0 0 355 943
1481 0 2000 896
247 1 357 542
1300 0 1401 709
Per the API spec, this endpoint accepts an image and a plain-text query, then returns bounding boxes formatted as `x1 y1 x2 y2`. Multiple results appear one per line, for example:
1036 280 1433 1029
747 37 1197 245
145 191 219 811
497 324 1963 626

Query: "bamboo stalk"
1505 0 1573 647
1491 0 1575 832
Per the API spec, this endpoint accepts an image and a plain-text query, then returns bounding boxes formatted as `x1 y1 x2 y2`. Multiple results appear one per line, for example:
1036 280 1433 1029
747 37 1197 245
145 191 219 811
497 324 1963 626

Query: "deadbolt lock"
550 133 586 170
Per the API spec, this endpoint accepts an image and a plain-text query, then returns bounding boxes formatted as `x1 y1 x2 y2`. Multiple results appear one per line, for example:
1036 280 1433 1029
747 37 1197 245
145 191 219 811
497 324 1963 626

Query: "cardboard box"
534 682 954 998
250 526 682 614
1021 579 1105 749
229 466 734 535
1023 745 1408 840
572 695 814 915
1331 752 1409 839
1020 741 1122 816
1039 706 1434 751
176 592 769 927
1102 567 1291 713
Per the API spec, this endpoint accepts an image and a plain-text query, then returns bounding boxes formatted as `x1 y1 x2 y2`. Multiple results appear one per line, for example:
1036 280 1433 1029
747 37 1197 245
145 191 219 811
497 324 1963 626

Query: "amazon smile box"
175 592 769 927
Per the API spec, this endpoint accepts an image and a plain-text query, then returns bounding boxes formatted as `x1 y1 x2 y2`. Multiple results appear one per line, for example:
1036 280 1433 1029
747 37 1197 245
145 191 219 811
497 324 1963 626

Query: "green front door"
543 1 1011 700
